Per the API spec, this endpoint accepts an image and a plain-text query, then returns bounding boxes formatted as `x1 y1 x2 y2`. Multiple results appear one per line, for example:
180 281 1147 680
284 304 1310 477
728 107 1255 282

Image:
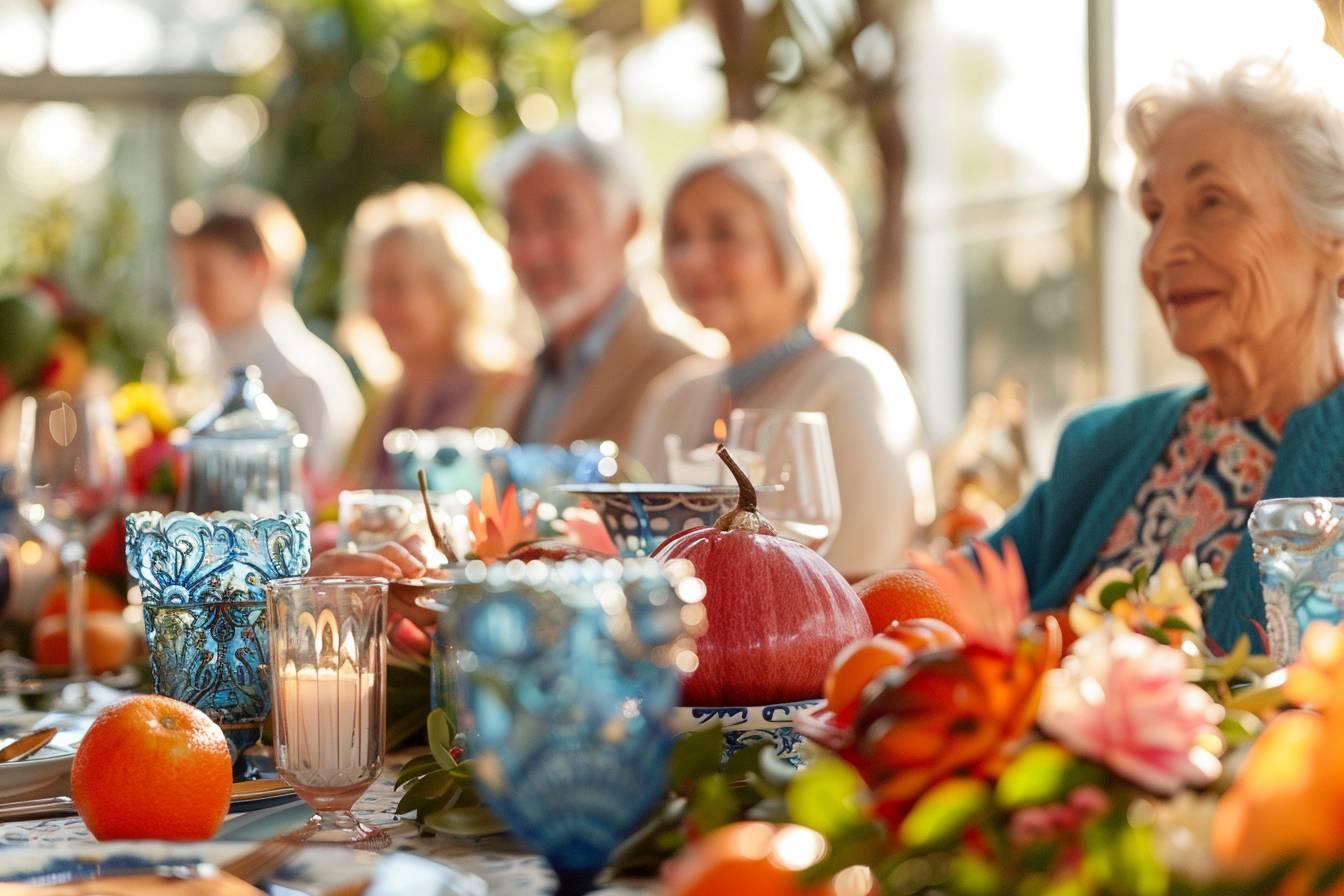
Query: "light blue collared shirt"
516 289 634 444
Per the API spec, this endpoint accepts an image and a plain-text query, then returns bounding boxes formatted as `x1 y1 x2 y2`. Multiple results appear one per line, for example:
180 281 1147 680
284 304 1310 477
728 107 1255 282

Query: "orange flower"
467 475 537 562
841 542 1062 827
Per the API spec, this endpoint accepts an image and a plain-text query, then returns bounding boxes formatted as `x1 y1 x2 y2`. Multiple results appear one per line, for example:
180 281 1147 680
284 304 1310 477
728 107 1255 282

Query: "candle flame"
713 418 727 442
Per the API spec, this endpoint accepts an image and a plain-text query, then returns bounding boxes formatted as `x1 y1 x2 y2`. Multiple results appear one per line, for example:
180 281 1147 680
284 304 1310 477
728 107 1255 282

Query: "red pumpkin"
653 445 872 706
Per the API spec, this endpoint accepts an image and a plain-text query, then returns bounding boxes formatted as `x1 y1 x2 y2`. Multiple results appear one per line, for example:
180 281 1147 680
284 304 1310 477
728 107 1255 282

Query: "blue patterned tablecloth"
0 747 656 895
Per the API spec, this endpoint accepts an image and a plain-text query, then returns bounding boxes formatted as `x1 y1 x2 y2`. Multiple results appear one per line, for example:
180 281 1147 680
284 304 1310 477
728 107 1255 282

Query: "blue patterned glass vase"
125 511 311 775
438 557 702 894
1250 497 1344 663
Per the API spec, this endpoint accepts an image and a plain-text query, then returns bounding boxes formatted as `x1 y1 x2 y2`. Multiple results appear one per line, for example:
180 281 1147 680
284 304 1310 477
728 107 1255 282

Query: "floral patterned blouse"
1081 395 1287 594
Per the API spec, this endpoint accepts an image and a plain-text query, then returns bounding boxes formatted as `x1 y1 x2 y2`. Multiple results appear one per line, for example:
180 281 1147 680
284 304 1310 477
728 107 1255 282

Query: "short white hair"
1125 54 1344 239
343 183 536 372
478 126 643 223
664 124 859 329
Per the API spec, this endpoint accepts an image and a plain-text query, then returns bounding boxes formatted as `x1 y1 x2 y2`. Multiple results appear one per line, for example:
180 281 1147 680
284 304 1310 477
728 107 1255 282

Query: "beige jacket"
491 297 703 452
629 330 925 577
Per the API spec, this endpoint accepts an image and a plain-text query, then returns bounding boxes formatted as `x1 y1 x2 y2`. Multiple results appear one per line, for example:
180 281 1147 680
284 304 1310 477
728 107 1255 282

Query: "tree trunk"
852 0 909 367
706 0 762 120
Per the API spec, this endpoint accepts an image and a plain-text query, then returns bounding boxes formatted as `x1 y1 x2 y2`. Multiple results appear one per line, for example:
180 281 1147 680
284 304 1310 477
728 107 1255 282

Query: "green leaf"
1142 625 1171 646
1218 710 1263 746
995 741 1077 809
898 777 990 849
688 773 739 834
427 708 458 770
1133 564 1150 594
723 742 769 781
394 753 442 789
395 768 458 814
420 804 507 837
946 854 1004 896
1315 857 1344 893
668 726 725 791
1099 580 1133 610
786 757 868 839
1160 615 1196 632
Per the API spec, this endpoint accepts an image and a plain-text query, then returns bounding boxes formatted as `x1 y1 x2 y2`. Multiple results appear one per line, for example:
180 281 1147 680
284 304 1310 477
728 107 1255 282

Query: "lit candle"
665 419 766 486
275 660 379 789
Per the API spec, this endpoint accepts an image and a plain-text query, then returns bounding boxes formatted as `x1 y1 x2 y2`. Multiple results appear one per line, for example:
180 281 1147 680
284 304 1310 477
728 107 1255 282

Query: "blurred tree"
706 0 908 362
247 0 580 324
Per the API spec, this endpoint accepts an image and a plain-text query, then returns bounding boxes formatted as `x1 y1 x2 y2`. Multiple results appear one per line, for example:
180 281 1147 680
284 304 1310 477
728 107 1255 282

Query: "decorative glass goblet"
125 511 311 777
439 557 703 895
265 576 389 848
1250 497 1344 663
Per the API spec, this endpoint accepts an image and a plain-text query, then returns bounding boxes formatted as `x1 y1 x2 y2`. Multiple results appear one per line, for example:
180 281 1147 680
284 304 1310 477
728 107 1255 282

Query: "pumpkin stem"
714 444 775 535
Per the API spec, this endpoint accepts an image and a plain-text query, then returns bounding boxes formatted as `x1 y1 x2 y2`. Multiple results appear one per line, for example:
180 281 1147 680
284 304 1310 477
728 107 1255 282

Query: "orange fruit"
882 617 964 655
71 695 233 841
36 577 125 619
32 611 134 674
664 822 838 896
856 569 958 633
823 636 913 727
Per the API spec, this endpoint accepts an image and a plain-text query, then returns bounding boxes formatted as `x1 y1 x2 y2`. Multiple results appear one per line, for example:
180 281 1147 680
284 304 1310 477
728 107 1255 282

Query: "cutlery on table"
0 728 56 763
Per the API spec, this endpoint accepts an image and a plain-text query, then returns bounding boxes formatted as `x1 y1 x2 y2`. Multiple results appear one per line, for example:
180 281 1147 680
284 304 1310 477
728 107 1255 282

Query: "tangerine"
664 822 839 896
36 576 125 618
71 695 233 841
882 617 964 656
32 611 134 674
823 636 913 727
856 569 958 632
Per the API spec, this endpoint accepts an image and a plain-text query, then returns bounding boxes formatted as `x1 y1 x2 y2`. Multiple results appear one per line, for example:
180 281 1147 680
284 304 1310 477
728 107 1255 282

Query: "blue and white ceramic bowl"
671 700 822 768
552 483 741 557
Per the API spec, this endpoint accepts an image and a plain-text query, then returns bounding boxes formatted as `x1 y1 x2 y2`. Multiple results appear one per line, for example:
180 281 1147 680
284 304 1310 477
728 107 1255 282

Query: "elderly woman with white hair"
983 56 1344 658
342 183 536 487
630 125 926 577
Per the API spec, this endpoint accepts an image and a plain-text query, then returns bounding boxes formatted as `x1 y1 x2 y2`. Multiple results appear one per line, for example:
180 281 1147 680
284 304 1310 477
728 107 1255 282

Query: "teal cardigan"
987 382 1344 652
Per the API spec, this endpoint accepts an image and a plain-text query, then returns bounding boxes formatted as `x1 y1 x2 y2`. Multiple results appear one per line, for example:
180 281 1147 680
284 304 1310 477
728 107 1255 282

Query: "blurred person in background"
479 127 704 450
629 125 927 577
172 187 364 477
340 183 538 486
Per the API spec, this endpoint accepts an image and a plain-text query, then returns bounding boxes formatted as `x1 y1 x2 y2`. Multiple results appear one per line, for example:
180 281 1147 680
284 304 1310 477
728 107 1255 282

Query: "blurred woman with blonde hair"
341 183 538 485
630 125 926 577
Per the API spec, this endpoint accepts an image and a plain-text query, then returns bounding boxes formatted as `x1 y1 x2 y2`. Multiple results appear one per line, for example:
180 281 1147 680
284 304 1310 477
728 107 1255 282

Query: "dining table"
0 687 658 895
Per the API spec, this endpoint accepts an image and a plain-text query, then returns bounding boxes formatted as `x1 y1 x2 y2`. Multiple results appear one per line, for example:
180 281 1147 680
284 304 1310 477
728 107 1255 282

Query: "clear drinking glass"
726 409 841 554
337 489 468 565
13 393 125 703
265 576 389 848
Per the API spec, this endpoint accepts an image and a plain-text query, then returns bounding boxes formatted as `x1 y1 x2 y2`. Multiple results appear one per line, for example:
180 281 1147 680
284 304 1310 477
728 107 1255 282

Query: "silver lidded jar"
175 366 308 515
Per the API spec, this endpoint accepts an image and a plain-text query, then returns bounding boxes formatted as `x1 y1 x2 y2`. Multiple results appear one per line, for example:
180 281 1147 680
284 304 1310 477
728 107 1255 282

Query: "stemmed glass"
266 576 389 848
727 408 841 554
13 393 125 702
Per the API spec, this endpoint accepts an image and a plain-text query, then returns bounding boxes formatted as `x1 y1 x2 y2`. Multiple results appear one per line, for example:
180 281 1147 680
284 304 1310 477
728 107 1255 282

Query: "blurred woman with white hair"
341 183 538 486
976 55 1344 659
630 125 927 577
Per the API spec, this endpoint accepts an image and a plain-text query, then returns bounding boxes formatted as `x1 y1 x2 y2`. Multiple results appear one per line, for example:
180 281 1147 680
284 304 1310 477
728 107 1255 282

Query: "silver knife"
0 728 56 763
0 795 77 822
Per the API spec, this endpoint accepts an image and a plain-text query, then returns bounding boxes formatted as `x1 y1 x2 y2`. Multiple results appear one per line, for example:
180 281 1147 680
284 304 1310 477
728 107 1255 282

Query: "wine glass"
13 393 125 702
727 409 841 554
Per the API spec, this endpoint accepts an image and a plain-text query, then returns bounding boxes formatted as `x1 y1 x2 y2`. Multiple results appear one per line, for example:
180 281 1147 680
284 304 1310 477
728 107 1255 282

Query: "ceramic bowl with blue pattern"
552 483 742 557
671 700 822 768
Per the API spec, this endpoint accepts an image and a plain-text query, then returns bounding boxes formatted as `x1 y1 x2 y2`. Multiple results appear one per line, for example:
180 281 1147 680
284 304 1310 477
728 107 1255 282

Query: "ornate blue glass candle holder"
1250 497 1344 663
125 511 311 776
437 557 702 895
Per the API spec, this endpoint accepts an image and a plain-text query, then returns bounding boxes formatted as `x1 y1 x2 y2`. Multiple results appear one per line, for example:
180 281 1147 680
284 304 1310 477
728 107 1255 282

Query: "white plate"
0 711 90 799
0 742 77 799
0 842 487 896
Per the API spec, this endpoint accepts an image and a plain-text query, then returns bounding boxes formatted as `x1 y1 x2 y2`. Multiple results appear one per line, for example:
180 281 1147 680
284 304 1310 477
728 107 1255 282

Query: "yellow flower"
1070 561 1204 647
111 382 176 435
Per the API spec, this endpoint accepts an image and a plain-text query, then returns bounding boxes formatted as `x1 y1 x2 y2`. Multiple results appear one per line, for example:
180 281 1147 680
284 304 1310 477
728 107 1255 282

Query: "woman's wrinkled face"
365 235 458 363
663 170 804 346
1138 108 1339 360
